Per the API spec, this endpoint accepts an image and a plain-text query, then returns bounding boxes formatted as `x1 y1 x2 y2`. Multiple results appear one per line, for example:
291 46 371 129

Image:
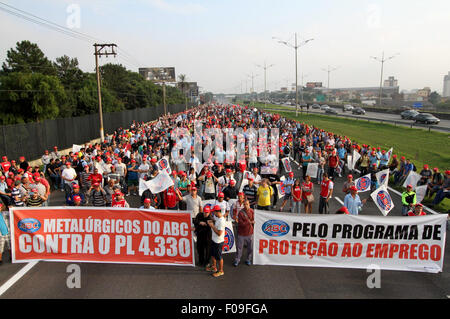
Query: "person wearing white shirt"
61 162 77 196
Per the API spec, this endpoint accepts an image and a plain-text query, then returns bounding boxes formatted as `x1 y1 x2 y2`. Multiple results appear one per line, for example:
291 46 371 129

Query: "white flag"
376 169 390 188
157 156 172 175
306 163 318 179
138 178 148 196
222 220 236 254
386 147 394 163
277 176 286 199
352 149 361 170
347 155 353 171
415 185 427 203
371 185 395 216
354 174 372 193
72 144 82 154
146 171 174 194
403 171 422 189
281 157 292 173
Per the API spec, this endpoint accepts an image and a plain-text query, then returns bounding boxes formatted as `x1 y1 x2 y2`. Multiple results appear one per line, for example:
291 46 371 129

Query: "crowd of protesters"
0 103 449 272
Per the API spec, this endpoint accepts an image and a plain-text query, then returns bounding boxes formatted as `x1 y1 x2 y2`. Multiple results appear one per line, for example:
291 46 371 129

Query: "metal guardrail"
261 106 450 133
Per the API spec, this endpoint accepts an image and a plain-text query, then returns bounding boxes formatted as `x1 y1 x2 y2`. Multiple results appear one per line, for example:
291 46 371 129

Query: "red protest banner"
10 207 194 266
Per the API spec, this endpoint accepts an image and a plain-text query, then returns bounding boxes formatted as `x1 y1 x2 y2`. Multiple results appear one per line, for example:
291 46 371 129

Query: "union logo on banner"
222 226 235 253
355 174 371 192
376 190 393 211
158 157 171 174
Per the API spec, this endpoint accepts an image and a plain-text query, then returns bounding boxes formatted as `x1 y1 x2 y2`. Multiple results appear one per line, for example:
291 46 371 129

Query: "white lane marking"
334 196 344 206
0 261 39 297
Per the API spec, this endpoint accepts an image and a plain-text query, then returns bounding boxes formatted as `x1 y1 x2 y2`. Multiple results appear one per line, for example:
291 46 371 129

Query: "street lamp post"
273 34 313 116
370 52 399 107
256 62 275 108
321 65 339 102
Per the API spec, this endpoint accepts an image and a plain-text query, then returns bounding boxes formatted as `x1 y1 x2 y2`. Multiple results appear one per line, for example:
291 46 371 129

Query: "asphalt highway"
0 162 448 300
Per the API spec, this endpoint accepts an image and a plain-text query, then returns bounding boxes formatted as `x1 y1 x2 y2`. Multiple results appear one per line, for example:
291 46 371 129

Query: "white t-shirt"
211 216 226 244
61 168 77 184
138 163 150 179
214 199 229 217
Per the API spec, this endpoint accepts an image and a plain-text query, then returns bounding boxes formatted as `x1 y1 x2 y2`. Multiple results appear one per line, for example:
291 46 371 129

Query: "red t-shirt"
1 161 11 172
407 211 426 216
302 181 313 199
328 155 339 168
320 180 333 198
164 187 179 208
293 185 302 202
112 199 127 207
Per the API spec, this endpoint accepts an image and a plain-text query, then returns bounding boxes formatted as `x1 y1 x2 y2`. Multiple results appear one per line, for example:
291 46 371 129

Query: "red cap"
191 187 197 191
433 167 438 171
213 205 222 211
93 182 100 187
218 192 224 198
206 172 212 178
144 198 151 204
407 184 413 188
415 203 423 207
31 188 38 193
0 176 5 180
350 186 358 191
424 164 429 169
151 158 157 163
289 172 294 177
446 170 450 175
348 174 353 179
401 156 405 160
73 184 80 189
229 180 235 185
337 206 350 215
238 192 245 196
226 169 232 173
248 177 254 181
66 162 71 166
203 206 211 213
73 195 81 202
393 155 397 158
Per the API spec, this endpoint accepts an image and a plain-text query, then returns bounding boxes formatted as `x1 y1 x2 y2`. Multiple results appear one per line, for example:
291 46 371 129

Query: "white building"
443 72 450 98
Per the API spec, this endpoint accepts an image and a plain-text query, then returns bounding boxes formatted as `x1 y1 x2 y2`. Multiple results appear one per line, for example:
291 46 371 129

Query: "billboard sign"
139 67 176 83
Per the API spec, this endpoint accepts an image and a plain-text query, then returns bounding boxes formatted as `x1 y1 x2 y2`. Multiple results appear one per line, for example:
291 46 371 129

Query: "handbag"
306 194 314 203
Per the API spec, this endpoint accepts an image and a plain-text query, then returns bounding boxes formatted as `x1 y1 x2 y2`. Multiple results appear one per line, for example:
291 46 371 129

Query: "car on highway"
352 107 366 115
325 108 338 114
400 110 420 120
414 113 440 125
320 104 330 110
311 104 321 109
343 104 354 112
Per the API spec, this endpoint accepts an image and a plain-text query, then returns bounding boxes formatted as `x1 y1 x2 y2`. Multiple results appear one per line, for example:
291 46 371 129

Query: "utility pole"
247 73 259 106
371 52 399 107
94 43 117 142
256 62 274 108
273 34 313 116
321 65 339 102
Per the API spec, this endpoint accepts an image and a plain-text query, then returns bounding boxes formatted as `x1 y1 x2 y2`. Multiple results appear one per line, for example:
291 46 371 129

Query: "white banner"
415 185 427 204
253 210 446 273
403 171 422 189
376 169 390 188
370 185 395 216
306 163 318 179
355 174 372 193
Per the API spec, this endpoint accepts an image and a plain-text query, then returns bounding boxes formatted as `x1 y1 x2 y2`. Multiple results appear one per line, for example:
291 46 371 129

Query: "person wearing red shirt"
327 150 339 180
164 185 181 210
233 199 255 267
318 173 334 214
88 168 103 187
291 179 302 214
302 175 314 214
407 203 426 216
1 156 11 173
111 191 129 208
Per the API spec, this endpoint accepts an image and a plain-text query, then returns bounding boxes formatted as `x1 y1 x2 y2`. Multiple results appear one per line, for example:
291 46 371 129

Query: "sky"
1 0 450 94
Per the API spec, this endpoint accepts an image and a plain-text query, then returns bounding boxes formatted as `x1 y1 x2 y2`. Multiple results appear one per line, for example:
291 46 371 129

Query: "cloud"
144 0 206 15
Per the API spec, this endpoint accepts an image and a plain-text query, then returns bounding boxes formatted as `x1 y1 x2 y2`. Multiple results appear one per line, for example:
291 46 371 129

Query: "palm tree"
178 74 188 111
